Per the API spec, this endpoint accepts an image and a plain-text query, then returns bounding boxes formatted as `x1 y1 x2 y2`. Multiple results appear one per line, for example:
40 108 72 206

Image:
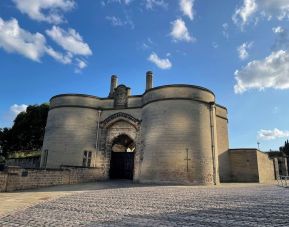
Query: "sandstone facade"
41 72 230 185
41 72 276 185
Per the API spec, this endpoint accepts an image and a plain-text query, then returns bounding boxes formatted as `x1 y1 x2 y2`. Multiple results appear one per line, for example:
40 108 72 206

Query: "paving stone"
0 183 288 226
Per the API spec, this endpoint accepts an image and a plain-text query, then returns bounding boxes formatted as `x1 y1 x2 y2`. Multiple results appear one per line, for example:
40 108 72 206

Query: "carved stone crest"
114 85 129 108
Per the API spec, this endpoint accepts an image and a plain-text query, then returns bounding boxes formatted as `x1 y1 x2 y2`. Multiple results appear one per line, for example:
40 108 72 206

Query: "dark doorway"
109 134 135 180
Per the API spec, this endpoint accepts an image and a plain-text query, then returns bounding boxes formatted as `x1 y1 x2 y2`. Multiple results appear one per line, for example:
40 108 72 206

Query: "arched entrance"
109 134 135 180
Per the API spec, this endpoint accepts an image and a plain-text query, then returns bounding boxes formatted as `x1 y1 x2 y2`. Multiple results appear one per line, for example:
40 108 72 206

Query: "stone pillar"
283 157 288 176
127 87 131 96
146 71 153 91
109 75 118 97
273 158 280 179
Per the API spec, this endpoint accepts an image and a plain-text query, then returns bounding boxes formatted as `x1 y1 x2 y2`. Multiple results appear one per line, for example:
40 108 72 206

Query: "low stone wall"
257 151 275 183
229 149 259 182
0 166 104 192
229 149 276 183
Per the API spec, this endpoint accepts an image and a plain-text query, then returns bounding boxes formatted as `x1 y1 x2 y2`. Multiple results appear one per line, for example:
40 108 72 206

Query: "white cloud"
0 18 46 62
46 26 92 56
145 0 167 9
45 46 72 64
237 42 253 60
272 26 289 50
233 0 289 28
170 19 195 42
105 16 134 28
0 18 91 72
13 0 75 24
10 104 28 116
76 59 87 69
232 0 257 28
273 26 284 34
180 0 195 20
222 23 229 38
258 128 289 140
74 58 87 73
234 50 289 93
148 52 172 69
102 0 133 5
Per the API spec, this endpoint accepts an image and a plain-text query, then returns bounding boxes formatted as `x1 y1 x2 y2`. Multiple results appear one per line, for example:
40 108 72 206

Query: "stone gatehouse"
41 71 276 185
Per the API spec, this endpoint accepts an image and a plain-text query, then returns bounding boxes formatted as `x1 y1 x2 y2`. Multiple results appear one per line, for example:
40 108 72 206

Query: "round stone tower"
139 85 219 185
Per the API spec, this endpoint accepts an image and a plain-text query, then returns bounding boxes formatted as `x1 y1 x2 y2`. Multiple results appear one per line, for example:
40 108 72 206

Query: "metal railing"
277 176 289 188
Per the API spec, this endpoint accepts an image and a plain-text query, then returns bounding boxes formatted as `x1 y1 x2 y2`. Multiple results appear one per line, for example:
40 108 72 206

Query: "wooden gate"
109 152 134 180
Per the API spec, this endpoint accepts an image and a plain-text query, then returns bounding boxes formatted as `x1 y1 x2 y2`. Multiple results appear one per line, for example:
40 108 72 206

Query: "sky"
0 0 289 151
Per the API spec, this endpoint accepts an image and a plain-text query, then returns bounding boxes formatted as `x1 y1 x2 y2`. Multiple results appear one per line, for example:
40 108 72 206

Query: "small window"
82 151 92 167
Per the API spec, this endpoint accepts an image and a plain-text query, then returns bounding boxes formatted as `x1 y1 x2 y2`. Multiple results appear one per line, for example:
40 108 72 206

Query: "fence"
277 176 289 188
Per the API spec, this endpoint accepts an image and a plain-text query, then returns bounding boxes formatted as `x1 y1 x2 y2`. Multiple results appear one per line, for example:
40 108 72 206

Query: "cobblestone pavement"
0 182 288 226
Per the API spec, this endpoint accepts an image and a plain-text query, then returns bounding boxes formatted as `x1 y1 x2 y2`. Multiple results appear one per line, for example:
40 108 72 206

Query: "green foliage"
0 155 5 164
8 150 41 159
0 103 49 157
279 139 289 156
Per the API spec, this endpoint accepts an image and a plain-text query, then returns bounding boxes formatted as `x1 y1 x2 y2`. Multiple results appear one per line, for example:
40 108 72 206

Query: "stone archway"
99 112 141 181
109 134 135 179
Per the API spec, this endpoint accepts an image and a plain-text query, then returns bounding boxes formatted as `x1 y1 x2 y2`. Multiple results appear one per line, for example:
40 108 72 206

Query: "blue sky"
0 0 289 151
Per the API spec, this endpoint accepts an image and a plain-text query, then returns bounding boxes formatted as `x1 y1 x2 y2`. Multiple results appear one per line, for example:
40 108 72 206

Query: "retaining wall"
0 167 104 192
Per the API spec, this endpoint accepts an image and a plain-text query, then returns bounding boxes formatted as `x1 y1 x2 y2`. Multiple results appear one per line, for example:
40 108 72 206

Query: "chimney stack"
146 71 153 91
109 75 118 97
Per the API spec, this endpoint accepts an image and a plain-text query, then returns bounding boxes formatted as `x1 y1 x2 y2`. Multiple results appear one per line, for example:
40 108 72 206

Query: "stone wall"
256 151 275 183
0 167 104 192
0 172 7 192
229 149 276 183
229 149 259 182
140 98 217 185
42 107 101 168
216 105 230 182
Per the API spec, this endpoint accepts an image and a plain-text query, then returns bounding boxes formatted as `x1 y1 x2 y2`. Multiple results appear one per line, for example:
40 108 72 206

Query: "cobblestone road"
0 182 288 226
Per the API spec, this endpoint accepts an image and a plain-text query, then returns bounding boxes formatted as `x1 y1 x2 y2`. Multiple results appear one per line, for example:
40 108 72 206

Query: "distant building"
41 71 278 185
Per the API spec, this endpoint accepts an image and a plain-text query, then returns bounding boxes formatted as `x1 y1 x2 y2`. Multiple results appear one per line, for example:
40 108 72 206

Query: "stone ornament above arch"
100 112 141 130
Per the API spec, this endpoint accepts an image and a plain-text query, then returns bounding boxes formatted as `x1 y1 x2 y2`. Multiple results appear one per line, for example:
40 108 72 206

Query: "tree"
279 139 289 156
0 127 13 157
0 103 49 157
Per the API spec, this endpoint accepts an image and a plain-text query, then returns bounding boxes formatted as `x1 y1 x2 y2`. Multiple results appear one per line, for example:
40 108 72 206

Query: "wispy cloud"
145 0 167 10
233 0 289 29
179 0 195 20
170 18 195 42
46 26 92 56
222 23 229 39
10 104 28 116
237 42 253 60
232 0 257 29
13 0 75 24
105 16 134 29
258 128 289 140
148 52 172 69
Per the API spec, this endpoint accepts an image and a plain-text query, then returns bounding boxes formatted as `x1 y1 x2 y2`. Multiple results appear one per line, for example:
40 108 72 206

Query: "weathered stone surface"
0 182 288 226
229 149 275 183
0 167 104 192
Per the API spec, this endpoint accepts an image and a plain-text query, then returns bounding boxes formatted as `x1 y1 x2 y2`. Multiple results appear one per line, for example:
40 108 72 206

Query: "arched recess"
109 134 135 179
100 112 141 181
